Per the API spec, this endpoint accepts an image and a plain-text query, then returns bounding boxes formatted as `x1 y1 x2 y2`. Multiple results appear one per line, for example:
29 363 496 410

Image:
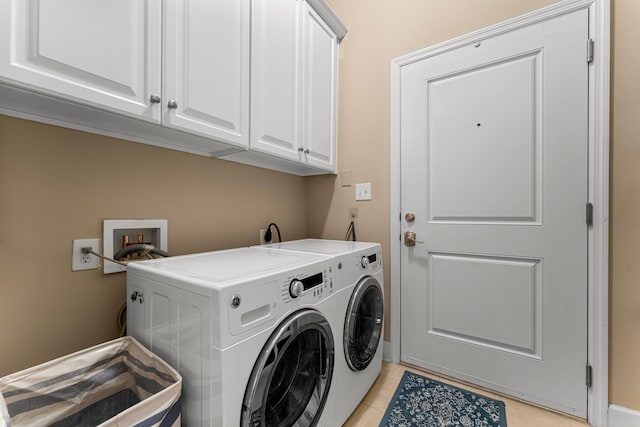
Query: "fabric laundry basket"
0 336 181 427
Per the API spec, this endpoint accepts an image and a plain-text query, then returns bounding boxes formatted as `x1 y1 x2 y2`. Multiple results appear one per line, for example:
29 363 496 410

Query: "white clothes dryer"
126 247 339 427
255 240 384 425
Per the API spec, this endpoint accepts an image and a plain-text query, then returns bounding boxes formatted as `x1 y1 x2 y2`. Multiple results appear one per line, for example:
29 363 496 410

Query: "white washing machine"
126 247 340 427
255 240 384 425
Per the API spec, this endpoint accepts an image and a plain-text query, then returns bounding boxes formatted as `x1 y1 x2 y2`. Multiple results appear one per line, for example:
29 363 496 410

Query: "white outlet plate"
355 182 372 200
260 229 268 245
72 239 100 271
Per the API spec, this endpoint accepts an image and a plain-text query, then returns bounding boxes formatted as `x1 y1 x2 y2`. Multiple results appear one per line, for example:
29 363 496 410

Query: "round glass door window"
344 276 384 371
242 309 334 427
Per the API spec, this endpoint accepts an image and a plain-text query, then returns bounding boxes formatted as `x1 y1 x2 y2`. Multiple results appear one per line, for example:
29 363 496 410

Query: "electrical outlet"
260 229 268 245
349 208 359 219
72 239 100 271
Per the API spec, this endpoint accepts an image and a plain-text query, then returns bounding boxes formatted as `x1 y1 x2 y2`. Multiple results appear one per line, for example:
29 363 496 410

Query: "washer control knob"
361 256 370 269
289 280 304 298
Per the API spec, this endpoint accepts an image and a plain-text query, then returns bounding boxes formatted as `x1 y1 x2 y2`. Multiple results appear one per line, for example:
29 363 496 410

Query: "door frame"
388 0 610 425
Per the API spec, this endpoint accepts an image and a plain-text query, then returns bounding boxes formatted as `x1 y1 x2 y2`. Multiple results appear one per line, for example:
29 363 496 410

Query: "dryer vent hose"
113 244 171 261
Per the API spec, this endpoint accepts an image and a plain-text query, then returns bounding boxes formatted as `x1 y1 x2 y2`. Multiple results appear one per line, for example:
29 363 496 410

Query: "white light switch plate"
355 183 372 200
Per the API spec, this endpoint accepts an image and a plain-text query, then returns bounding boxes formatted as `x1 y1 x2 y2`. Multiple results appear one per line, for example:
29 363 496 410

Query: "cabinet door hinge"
587 39 594 64
586 202 594 227
586 365 593 388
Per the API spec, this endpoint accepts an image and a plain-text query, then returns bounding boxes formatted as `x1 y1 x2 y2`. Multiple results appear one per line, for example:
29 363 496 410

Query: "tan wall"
307 0 640 411
3 0 640 412
610 0 640 410
0 115 308 376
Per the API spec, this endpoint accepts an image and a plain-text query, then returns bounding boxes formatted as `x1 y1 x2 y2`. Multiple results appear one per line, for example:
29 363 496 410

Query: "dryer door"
241 309 334 427
344 276 384 371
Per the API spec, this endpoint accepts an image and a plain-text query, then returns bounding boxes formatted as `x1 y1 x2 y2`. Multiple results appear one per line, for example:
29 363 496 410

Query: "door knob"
404 230 424 247
149 94 161 104
167 99 178 109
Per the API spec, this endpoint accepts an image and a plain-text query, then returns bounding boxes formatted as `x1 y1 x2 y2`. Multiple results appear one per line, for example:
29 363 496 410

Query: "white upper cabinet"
300 2 337 171
163 0 250 146
248 0 341 173
0 0 345 174
0 0 161 121
0 0 249 148
250 0 301 161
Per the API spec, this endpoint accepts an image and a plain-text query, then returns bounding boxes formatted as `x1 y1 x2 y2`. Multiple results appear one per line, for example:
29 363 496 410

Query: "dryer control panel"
331 246 383 294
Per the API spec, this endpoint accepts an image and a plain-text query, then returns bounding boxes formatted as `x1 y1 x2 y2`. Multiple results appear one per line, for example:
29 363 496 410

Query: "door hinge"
586 365 593 388
587 38 594 64
586 202 594 227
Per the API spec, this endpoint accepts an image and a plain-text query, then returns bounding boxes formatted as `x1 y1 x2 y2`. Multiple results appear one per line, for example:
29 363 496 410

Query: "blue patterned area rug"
379 370 507 427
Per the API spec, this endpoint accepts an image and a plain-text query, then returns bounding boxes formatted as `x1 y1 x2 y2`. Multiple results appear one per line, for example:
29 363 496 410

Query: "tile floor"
343 362 589 427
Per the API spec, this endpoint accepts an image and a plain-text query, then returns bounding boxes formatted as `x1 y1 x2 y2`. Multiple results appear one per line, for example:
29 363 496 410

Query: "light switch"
355 183 372 201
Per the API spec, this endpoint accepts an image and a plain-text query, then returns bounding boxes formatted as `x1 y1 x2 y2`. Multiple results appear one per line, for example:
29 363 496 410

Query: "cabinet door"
164 0 250 148
250 0 301 160
301 2 337 171
0 0 161 122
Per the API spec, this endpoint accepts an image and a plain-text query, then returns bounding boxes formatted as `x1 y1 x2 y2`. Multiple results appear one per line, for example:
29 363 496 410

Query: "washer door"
241 309 334 427
344 276 384 371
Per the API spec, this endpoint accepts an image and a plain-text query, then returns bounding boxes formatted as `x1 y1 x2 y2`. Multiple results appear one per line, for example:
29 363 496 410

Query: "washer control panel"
282 267 333 303
360 256 369 269
289 279 305 298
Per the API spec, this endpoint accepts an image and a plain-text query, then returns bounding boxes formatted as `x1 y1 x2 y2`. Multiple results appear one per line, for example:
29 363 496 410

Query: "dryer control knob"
289 280 304 298
361 256 370 269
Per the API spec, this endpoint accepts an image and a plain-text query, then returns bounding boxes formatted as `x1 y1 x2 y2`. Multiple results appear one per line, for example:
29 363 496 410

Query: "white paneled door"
400 9 589 417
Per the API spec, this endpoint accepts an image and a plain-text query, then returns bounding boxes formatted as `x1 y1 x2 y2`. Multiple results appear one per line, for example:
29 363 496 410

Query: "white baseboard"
383 340 391 362
609 404 640 427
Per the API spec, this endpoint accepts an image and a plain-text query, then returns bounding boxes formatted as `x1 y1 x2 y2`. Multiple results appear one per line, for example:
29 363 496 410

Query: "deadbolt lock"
405 212 415 222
